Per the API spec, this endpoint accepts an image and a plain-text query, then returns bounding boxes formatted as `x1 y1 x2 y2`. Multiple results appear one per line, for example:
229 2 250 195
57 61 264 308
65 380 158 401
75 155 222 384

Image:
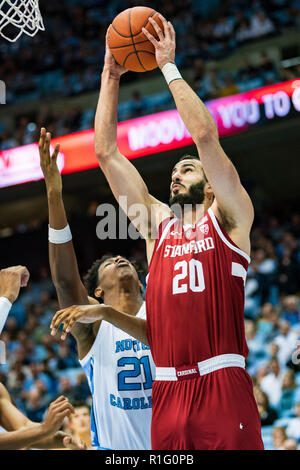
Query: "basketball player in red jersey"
54 16 264 450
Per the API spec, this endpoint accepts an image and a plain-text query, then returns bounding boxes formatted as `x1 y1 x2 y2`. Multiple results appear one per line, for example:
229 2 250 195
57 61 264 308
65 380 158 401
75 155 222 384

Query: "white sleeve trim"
207 208 251 264
78 322 103 367
232 262 247 285
156 218 177 251
0 296 12 335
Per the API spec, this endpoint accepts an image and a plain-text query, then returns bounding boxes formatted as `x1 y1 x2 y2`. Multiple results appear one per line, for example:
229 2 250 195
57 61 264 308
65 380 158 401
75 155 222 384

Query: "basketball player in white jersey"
39 128 155 450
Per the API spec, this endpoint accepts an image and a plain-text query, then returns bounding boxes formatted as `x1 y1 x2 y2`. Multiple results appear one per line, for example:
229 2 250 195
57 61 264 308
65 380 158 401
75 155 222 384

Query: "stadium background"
0 0 300 450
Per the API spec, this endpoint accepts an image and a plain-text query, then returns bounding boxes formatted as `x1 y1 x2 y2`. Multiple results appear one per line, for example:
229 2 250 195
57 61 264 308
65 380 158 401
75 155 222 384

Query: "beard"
169 180 206 207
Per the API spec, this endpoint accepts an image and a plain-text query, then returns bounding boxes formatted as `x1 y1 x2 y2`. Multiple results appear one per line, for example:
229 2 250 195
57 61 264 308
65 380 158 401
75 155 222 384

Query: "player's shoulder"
149 196 173 225
208 201 251 259
0 382 11 402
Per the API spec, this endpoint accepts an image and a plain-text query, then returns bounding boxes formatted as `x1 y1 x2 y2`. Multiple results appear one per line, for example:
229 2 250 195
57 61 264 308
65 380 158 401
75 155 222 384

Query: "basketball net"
0 0 44 42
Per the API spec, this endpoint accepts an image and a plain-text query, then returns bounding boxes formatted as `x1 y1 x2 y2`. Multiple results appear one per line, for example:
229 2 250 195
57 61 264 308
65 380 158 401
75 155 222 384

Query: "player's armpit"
69 298 102 360
69 321 101 358
54 280 89 311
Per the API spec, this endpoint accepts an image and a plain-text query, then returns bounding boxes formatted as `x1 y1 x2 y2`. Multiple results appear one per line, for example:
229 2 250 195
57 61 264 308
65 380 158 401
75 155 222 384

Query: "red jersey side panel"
146 208 249 367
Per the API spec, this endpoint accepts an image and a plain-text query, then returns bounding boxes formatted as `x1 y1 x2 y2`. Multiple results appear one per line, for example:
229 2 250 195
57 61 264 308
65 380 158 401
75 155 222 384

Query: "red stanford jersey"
146 207 250 368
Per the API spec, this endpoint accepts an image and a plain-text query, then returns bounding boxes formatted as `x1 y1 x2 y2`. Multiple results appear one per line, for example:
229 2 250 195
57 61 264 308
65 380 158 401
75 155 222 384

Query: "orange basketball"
108 6 164 72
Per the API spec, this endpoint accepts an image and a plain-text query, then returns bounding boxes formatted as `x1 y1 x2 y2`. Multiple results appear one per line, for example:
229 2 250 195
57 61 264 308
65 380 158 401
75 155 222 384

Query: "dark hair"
178 154 208 182
259 389 270 408
179 154 199 162
83 255 112 300
72 401 91 411
83 254 144 301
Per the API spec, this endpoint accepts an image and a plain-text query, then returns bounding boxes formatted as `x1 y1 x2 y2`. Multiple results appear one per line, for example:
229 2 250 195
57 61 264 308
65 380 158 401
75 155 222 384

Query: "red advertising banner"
0 79 299 189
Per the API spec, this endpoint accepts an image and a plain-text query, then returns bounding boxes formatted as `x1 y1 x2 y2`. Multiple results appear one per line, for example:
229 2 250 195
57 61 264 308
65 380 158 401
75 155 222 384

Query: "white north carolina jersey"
79 302 155 450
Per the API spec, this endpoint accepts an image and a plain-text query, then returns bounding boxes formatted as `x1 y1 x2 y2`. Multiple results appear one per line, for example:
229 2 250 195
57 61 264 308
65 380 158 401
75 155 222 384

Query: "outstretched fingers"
63 315 78 336
60 314 77 340
168 21 176 41
39 127 49 164
45 132 51 154
51 396 68 406
158 14 171 41
142 26 159 48
51 308 72 335
51 143 60 165
148 16 164 41
39 127 46 150
55 401 75 415
51 306 80 340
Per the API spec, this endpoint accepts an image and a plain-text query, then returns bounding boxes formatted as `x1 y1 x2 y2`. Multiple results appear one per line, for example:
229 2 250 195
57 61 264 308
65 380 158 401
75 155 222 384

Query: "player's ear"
94 286 104 300
204 181 214 201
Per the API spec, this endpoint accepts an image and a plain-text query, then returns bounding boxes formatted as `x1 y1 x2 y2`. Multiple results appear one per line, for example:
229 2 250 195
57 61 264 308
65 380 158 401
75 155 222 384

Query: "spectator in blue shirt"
281 296 300 326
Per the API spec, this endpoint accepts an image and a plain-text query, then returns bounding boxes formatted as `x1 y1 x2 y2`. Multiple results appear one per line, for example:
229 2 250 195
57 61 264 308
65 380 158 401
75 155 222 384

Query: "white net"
0 0 44 42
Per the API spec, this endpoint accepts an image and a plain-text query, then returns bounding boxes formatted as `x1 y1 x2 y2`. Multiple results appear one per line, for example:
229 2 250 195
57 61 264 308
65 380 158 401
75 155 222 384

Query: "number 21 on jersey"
173 259 205 294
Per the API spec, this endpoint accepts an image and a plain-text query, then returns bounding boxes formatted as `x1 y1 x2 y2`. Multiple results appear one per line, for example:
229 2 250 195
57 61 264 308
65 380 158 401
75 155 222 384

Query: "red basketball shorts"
151 365 264 450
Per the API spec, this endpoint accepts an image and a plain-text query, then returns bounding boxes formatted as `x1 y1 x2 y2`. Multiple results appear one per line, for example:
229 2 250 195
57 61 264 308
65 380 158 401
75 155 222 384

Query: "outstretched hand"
42 396 74 435
39 127 62 194
51 304 106 340
142 14 176 69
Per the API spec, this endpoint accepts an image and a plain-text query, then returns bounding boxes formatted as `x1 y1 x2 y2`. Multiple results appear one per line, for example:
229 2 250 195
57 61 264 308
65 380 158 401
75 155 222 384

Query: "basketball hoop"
0 0 44 42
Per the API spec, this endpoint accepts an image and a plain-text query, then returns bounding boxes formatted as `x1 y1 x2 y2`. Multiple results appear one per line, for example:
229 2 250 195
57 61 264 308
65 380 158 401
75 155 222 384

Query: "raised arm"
94 32 171 244
39 128 99 358
143 16 254 253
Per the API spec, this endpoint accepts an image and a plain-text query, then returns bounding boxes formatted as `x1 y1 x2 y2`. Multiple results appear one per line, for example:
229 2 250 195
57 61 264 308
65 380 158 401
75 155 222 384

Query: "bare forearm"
169 79 218 143
78 305 148 345
31 430 68 450
0 423 49 450
47 192 87 306
170 79 241 194
48 190 68 229
103 306 148 346
95 69 120 158
48 191 76 286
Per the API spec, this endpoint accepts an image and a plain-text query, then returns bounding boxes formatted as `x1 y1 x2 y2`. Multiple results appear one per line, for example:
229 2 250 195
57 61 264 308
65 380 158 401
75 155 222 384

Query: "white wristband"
161 62 182 86
0 296 12 335
48 224 72 244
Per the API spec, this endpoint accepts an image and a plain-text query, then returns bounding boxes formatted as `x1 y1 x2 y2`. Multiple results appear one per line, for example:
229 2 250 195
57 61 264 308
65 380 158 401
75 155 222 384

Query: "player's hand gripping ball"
107 6 164 72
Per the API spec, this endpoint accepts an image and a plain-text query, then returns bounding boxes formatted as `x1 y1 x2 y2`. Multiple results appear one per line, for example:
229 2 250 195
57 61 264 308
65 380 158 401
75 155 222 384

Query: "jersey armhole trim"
208 208 251 264
78 322 102 367
156 218 177 251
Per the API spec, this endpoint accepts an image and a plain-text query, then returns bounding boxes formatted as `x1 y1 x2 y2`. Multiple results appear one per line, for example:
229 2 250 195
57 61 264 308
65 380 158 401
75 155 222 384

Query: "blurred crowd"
1 0 300 149
244 210 300 449
0 204 300 449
